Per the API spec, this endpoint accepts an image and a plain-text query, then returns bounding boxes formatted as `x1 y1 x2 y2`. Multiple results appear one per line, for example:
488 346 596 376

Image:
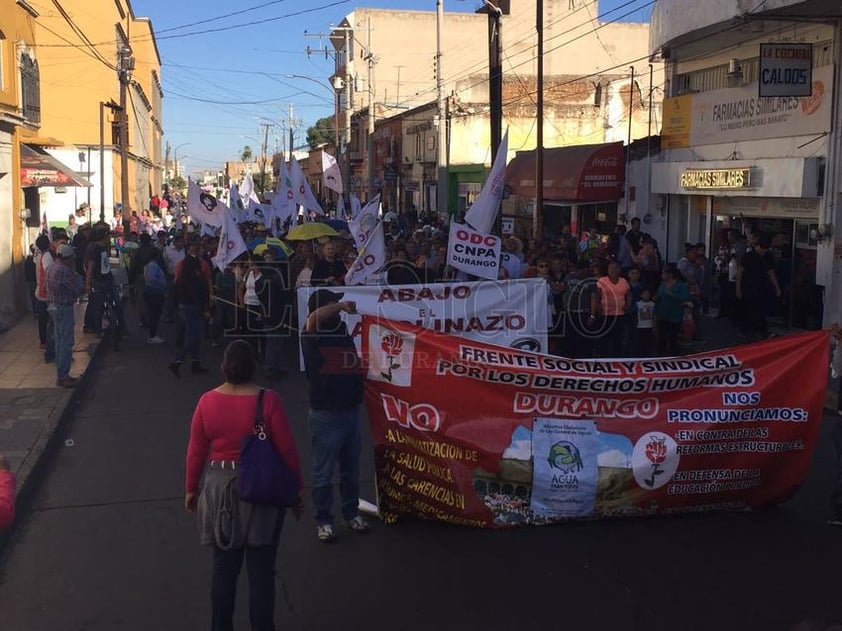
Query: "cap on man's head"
57 244 75 259
139 233 152 245
631 216 641 224
308 289 344 314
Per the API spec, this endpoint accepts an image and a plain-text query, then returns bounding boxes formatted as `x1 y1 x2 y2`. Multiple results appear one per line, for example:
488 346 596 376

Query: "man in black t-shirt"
311 240 346 286
84 228 120 335
736 234 781 339
301 289 369 542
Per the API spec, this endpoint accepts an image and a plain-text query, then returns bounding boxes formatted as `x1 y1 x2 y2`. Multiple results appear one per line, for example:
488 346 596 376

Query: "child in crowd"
635 287 656 357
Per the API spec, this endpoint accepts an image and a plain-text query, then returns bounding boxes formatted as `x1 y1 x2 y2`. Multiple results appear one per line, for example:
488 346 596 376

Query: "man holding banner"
302 289 371 542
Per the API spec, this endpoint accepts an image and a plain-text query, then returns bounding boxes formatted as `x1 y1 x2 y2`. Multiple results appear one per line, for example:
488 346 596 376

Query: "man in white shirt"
164 234 186 276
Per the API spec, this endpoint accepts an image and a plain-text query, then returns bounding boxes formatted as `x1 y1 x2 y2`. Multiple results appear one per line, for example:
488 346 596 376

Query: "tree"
171 175 186 192
241 145 253 162
306 117 335 148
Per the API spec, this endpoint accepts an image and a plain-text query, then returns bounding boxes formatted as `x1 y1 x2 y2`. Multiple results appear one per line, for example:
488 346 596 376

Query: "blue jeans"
263 324 284 375
49 303 75 380
175 304 202 362
309 406 361 525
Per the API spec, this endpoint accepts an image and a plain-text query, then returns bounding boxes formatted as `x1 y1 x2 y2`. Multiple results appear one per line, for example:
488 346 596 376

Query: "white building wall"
44 148 115 225
0 131 15 316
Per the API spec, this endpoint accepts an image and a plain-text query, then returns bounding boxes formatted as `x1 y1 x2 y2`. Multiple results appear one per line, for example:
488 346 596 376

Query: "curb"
0 336 107 560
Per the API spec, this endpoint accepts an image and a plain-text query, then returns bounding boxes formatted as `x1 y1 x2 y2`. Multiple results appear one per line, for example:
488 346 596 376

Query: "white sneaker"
316 524 335 542
147 336 165 344
345 516 370 534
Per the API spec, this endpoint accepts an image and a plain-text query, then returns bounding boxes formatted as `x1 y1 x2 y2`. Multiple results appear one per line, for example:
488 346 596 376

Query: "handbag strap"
254 388 266 433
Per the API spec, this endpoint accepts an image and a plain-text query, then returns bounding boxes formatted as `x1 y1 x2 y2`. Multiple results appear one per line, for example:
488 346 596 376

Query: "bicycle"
101 283 126 351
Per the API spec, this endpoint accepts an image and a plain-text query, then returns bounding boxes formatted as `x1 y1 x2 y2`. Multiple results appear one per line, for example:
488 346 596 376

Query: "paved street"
1 319 841 631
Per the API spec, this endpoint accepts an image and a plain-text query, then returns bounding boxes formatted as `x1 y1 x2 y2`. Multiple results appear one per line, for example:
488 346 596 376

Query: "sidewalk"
0 302 102 527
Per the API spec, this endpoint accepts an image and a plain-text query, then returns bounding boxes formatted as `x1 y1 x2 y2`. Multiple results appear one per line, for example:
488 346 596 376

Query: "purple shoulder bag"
237 389 299 507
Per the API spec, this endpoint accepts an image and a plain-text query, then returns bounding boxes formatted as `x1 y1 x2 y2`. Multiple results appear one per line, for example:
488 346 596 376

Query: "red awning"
20 144 91 188
505 141 625 203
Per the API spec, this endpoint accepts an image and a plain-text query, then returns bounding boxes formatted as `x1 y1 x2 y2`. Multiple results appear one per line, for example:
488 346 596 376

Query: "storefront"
505 141 625 239
651 158 823 328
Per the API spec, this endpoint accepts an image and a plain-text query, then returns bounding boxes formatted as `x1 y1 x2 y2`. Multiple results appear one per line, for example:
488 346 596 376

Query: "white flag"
350 193 362 218
289 155 323 215
212 207 248 272
228 184 247 224
447 222 501 281
186 179 224 227
321 151 343 194
349 194 381 249
464 130 509 235
345 218 386 286
240 171 254 200
272 158 295 227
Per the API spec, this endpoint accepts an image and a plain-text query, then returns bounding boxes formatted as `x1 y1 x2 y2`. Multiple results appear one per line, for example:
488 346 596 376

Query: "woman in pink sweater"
185 340 302 631
0 455 15 529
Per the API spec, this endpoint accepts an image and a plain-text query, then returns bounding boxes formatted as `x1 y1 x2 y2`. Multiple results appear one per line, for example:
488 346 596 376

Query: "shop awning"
505 141 625 203
20 144 91 187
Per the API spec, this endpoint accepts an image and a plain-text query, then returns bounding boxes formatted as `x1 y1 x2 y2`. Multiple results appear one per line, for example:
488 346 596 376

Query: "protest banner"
361 318 829 528
447 223 501 280
297 279 550 368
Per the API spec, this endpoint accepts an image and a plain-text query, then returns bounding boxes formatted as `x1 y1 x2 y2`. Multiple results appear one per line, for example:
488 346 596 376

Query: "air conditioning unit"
726 58 742 80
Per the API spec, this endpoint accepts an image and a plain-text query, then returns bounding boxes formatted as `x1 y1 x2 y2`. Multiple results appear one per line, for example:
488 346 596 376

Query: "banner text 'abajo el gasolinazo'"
362 317 829 528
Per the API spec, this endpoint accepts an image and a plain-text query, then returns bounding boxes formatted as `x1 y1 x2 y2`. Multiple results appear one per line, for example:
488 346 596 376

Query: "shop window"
20 51 41 126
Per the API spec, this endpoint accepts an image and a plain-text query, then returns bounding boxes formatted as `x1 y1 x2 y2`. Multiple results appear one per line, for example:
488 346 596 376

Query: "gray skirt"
196 464 285 550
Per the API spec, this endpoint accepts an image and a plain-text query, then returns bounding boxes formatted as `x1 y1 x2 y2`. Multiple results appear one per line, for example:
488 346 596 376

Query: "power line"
49 0 117 71
156 0 292 35
400 0 653 109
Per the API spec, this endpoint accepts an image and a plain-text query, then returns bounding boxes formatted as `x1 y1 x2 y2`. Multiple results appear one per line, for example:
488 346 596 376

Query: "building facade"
26 0 163 226
328 0 662 222
0 0 40 318
649 0 841 328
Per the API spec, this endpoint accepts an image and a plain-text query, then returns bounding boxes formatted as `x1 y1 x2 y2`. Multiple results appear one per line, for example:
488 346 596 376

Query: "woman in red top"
185 340 302 631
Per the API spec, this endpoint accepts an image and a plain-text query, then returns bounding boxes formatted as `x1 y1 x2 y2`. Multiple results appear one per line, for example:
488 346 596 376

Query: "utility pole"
288 103 296 157
164 141 171 186
624 66 635 220
344 28 353 210
534 0 544 241
259 122 272 194
366 17 378 202
118 46 133 231
436 0 448 219
482 0 506 235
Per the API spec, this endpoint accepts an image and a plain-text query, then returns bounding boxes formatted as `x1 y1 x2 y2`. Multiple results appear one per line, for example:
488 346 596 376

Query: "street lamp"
173 142 191 183
284 73 341 151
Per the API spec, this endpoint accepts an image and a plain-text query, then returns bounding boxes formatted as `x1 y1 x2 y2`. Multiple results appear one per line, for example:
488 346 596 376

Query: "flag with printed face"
321 151 343 194
212 206 248 272
349 194 381 249
289 155 323 215
345 217 386 286
272 158 295 227
186 178 224 227
464 130 509 235
39 212 49 236
228 183 247 224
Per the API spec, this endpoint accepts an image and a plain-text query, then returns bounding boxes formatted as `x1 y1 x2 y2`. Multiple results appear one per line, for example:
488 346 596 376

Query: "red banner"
362 317 829 528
